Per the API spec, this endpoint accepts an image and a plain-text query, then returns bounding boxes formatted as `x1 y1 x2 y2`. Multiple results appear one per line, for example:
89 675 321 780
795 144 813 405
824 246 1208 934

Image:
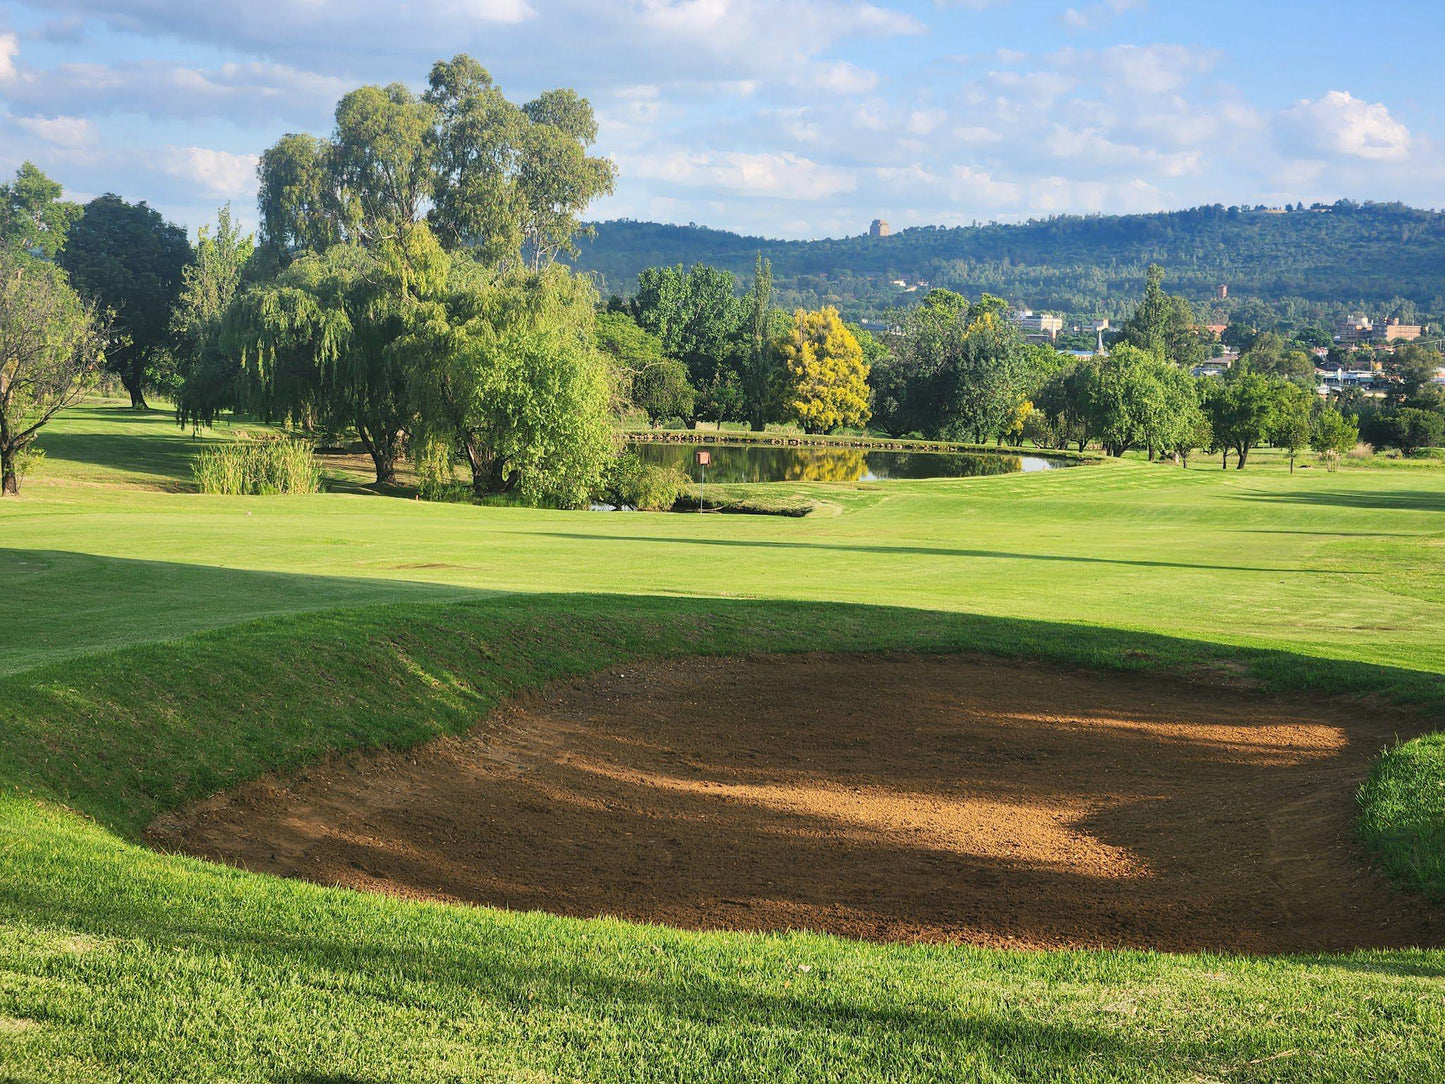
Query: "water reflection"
631 442 1057 483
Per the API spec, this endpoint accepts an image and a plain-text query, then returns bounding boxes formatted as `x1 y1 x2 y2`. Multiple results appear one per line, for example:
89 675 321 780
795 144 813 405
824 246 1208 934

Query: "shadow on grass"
33 404 216 482
0 548 481 677
523 531 1361 576
1234 489 1445 512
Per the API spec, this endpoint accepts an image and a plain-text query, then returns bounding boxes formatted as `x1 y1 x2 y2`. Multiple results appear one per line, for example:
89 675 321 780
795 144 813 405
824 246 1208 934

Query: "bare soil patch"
149 653 1443 952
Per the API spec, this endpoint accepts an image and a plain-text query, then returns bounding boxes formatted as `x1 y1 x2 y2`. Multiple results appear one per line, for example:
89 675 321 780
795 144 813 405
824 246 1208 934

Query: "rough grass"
1359 733 1445 900
192 439 322 495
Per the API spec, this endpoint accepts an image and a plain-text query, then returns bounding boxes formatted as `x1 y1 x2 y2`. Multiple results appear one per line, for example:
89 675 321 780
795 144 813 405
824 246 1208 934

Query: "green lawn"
1 402 1443 1082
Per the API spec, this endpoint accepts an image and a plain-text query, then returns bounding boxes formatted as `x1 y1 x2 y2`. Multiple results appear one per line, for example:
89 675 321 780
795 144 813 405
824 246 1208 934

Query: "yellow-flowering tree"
779 306 870 434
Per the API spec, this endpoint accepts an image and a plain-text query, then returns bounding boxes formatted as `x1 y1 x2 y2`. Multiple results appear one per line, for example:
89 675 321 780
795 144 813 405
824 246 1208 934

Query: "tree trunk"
371 448 396 486
1 447 17 496
1236 445 1249 469
358 427 397 486
464 436 488 497
121 361 149 411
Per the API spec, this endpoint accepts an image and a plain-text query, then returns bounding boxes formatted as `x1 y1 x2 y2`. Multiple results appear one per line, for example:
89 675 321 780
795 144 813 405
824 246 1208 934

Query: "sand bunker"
149 653 1442 952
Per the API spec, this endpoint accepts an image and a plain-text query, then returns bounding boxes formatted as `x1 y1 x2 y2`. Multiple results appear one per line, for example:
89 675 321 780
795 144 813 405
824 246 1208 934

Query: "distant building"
1336 316 1373 344
1200 323 1229 339
1014 310 1064 341
1376 318 1424 343
869 218 891 238
1216 283 1228 300
1193 356 1234 378
1335 316 1425 345
1086 318 1111 334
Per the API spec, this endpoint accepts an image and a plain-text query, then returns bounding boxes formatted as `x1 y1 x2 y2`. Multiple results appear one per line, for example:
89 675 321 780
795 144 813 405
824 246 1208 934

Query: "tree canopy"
59 194 192 409
259 55 615 271
0 249 108 494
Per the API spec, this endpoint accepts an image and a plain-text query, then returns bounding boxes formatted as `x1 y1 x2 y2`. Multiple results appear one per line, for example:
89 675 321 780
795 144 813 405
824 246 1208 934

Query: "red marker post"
695 449 711 512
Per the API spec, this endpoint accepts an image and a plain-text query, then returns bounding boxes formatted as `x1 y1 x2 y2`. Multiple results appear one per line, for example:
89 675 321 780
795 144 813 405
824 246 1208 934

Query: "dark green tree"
59 195 193 409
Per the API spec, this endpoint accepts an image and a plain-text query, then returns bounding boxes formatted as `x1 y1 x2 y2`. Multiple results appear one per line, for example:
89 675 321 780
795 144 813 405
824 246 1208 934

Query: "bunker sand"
149 654 1443 952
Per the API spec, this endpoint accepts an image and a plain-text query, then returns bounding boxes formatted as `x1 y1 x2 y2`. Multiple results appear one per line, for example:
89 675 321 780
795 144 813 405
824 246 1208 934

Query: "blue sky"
1 0 1441 240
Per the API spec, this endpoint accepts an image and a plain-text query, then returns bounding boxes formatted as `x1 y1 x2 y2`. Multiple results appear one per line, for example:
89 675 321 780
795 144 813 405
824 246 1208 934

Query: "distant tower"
869 218 891 238
1217 283 1229 300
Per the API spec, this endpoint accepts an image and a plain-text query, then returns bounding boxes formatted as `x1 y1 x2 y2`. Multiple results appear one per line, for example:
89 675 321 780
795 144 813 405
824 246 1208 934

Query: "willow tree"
231 226 443 484
401 259 614 507
0 250 107 495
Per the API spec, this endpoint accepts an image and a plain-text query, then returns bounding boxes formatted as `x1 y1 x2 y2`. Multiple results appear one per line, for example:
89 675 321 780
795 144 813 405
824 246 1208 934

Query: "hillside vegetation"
573 203 1445 319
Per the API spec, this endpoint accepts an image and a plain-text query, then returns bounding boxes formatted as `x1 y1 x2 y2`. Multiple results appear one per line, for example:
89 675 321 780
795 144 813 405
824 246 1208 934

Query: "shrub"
193 440 322 495
600 452 690 510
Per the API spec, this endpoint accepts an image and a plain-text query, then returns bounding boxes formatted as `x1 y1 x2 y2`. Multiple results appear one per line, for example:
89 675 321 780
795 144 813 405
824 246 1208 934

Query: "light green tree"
1268 382 1313 473
403 259 614 506
0 163 80 259
173 204 255 428
1309 405 1358 471
0 250 107 495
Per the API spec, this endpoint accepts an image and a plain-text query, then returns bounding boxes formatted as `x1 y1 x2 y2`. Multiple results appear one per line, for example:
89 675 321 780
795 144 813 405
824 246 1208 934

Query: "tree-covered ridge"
570 203 1445 322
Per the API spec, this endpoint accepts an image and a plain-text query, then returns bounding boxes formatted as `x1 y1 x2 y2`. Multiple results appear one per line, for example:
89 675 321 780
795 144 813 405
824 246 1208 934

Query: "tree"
59 195 192 408
258 55 614 270
631 357 695 426
891 291 1027 443
173 205 255 428
1087 345 1168 458
632 263 741 374
1309 406 1358 471
779 307 870 434
1034 361 1100 452
737 254 781 431
1386 343 1443 407
1245 331 1316 385
594 310 693 424
1202 368 1279 469
232 227 441 484
403 258 614 505
0 250 108 494
1116 264 1208 367
0 163 81 259
1374 407 1445 456
1268 382 1313 473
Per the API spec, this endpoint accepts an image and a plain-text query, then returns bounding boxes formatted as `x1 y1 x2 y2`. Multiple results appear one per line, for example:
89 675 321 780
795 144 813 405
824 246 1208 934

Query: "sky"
1 0 1441 241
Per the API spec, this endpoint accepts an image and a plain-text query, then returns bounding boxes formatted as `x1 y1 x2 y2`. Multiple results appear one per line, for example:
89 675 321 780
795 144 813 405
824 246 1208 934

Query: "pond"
629 441 1064 484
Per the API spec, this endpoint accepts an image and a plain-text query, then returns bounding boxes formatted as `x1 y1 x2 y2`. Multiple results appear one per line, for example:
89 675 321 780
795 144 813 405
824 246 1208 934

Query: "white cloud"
810 60 878 95
1059 0 1146 31
14 114 96 148
1276 91 1414 162
618 148 856 199
160 146 260 196
0 32 18 82
2 59 346 125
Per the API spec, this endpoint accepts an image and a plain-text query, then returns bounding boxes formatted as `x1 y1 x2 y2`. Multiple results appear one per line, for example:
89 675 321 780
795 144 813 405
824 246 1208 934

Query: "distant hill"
569 202 1445 324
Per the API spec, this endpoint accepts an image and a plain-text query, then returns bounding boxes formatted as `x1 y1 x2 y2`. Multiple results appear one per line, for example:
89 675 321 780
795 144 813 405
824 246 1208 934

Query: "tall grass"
192 439 322 495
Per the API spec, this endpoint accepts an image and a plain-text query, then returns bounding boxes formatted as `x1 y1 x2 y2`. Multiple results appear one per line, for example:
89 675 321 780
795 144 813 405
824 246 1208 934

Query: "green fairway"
1 403 1443 1082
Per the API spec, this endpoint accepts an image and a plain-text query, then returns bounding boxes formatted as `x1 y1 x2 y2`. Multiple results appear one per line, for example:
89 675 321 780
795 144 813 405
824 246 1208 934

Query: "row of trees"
600 257 876 434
